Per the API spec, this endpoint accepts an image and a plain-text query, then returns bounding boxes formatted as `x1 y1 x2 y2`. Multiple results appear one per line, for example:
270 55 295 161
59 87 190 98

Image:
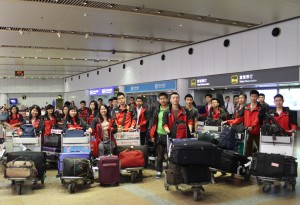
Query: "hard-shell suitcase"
115 145 148 167
98 155 120 186
6 151 46 180
181 166 211 184
58 153 90 174
42 146 60 162
212 149 249 173
169 140 219 166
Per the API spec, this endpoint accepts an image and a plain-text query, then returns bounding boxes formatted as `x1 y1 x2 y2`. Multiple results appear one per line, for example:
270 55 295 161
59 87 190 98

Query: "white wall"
65 17 300 93
64 90 90 108
0 93 8 107
8 93 63 109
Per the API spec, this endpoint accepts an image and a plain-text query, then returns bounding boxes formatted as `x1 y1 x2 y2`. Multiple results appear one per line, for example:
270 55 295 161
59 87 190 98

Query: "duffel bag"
119 149 145 169
218 126 237 150
44 134 61 148
64 130 84 138
115 145 148 167
198 131 219 145
5 158 37 178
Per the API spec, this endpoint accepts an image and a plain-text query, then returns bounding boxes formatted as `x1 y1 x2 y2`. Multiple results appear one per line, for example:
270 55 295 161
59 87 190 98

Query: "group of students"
2 90 298 179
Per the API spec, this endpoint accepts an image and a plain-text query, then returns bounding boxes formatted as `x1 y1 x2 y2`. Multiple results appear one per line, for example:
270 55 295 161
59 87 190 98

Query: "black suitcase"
218 126 237 150
198 131 219 145
250 153 297 178
166 163 182 185
114 145 149 167
181 166 211 184
169 140 219 166
62 158 90 178
6 151 46 180
43 134 61 148
213 149 249 173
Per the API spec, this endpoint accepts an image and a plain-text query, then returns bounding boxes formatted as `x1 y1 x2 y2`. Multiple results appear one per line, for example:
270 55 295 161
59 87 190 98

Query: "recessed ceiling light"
108 60 110 61
232 22 237 25
196 17 202 20
60 58 63 60
7 27 11 30
85 33 89 39
48 57 51 60
108 4 114 8
19 29 23 35
73 58 76 60
84 59 87 61
39 77 41 78
119 60 122 62
179 24 183 27
60 77 63 78
156 10 162 14
82 0 88 5
46 77 49 78
21 57 24 59
157 38 162 41
31 77 33 78
215 19 220 22
35 57 38 59
51 30 55 33
83 13 87 17
57 32 61 38
133 7 138 11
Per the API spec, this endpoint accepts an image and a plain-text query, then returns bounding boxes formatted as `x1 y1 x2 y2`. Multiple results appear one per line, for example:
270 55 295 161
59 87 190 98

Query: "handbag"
20 124 36 138
5 157 37 178
119 149 145 168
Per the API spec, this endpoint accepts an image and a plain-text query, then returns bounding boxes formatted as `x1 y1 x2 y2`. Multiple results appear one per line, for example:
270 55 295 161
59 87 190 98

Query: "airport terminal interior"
1 0 300 204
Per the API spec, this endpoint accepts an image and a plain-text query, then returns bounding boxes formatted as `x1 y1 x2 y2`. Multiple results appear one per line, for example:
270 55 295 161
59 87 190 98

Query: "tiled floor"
0 133 299 205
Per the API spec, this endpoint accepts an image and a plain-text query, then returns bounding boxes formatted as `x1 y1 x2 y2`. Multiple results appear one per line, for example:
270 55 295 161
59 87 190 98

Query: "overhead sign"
15 71 24 76
124 80 176 93
188 66 299 89
89 86 117 96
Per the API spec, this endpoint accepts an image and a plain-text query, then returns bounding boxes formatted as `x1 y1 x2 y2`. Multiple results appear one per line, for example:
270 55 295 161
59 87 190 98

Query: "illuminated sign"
89 87 117 96
124 80 176 93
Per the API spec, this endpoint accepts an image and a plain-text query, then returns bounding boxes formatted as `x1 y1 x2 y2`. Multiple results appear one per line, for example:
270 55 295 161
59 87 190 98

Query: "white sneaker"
155 171 162 179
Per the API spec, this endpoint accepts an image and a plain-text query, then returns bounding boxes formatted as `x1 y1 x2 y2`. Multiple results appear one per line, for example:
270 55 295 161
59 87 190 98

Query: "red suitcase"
98 155 120 186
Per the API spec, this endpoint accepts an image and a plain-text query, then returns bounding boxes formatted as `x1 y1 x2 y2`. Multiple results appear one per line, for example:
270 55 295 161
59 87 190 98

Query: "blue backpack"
20 124 36 138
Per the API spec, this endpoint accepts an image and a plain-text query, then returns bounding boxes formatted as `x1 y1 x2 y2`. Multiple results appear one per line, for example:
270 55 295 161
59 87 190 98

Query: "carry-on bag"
6 151 46 179
169 140 219 166
166 162 182 185
119 149 145 168
62 158 90 178
58 153 90 174
5 158 37 178
64 130 84 138
20 124 36 138
115 145 148 167
43 134 61 148
218 126 237 150
98 155 120 186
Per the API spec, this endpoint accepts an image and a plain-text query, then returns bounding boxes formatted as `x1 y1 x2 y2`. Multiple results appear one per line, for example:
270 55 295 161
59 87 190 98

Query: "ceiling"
0 0 300 79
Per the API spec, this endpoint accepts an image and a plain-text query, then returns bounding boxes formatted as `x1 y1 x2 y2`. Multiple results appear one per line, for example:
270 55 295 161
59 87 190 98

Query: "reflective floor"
0 132 299 205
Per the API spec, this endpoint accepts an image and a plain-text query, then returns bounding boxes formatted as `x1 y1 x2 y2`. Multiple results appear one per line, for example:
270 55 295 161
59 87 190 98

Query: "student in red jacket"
135 96 149 145
112 92 136 132
265 94 297 135
205 98 228 126
19 105 44 136
162 92 193 138
88 104 117 156
57 105 69 129
223 90 262 156
63 106 86 131
87 100 98 126
77 100 89 123
42 104 57 137
200 94 213 118
4 105 23 129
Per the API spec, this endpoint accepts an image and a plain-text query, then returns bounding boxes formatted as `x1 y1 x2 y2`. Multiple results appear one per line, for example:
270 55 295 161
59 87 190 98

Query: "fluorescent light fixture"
19 29 24 35
57 32 61 38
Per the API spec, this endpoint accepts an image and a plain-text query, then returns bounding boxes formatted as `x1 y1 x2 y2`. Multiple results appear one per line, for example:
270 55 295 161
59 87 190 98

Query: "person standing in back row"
224 96 235 119
200 94 213 119
184 94 199 135
135 97 149 145
112 92 136 132
78 100 89 123
149 92 169 179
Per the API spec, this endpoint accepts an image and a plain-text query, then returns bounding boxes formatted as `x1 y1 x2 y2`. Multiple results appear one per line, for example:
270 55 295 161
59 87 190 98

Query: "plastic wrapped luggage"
98 155 120 186
169 140 219 166
6 151 46 180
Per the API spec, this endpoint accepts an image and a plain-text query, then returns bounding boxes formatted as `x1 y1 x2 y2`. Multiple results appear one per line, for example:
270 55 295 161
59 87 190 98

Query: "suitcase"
198 131 219 145
218 126 237 150
43 134 61 148
5 160 37 178
64 130 84 137
98 155 120 186
6 151 46 180
62 158 90 178
115 145 148 167
166 163 182 185
119 149 145 168
213 149 249 173
181 166 211 184
169 140 219 166
42 146 60 162
250 152 297 178
58 153 90 174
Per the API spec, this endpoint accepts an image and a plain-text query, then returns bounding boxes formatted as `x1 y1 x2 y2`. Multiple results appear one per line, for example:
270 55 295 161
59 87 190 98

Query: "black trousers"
140 131 147 145
155 134 167 172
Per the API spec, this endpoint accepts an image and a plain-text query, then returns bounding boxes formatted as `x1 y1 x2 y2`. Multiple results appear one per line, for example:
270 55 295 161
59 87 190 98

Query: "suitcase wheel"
164 184 169 191
68 183 76 194
16 184 22 195
262 184 271 193
256 177 262 185
243 169 251 181
283 182 296 191
131 172 138 183
193 190 203 201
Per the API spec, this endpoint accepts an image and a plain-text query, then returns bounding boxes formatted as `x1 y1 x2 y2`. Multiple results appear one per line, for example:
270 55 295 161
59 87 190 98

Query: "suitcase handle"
252 158 257 170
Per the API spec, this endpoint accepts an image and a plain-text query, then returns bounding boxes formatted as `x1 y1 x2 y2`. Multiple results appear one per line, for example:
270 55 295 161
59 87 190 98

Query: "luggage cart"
60 174 93 194
256 132 296 193
115 131 145 183
42 129 62 167
164 135 213 201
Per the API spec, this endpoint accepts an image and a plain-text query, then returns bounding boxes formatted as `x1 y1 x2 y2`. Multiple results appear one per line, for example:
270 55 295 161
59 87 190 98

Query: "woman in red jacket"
42 104 57 137
19 105 44 136
88 104 117 157
87 100 98 126
63 106 86 131
4 105 23 129
57 105 69 129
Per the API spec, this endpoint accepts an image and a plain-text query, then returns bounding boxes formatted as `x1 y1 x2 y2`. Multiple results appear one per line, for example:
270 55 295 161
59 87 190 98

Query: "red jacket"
78 107 89 122
229 103 261 135
6 114 23 126
136 107 148 132
90 117 117 145
200 103 211 117
270 108 297 134
43 117 57 137
112 105 137 131
162 106 193 133
87 113 95 125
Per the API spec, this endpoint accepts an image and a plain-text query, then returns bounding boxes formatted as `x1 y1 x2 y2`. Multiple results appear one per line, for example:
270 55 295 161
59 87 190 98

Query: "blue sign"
124 80 176 93
89 86 116 96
